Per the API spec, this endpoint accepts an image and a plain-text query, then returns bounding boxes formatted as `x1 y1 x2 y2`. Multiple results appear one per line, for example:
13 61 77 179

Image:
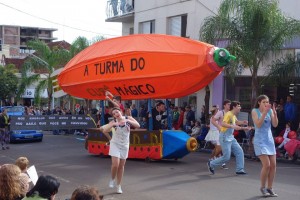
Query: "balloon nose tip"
213 48 236 67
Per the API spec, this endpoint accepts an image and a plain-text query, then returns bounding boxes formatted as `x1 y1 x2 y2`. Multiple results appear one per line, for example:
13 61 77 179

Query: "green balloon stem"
213 48 236 67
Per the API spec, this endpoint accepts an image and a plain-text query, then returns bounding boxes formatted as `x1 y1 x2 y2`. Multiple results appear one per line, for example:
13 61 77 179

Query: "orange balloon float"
58 34 235 100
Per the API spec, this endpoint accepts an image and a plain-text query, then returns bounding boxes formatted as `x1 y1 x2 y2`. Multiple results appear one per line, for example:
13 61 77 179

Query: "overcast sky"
0 0 122 43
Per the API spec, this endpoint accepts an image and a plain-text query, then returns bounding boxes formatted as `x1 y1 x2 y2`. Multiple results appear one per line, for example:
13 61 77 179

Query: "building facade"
0 25 58 106
105 0 300 117
0 25 57 59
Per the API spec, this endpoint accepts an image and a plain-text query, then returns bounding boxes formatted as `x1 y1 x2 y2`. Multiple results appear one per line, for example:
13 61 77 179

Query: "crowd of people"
2 91 300 198
0 156 104 200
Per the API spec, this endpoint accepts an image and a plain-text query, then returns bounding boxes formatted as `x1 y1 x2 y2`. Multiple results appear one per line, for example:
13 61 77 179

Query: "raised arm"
271 104 278 128
221 115 250 131
126 116 140 128
99 122 115 141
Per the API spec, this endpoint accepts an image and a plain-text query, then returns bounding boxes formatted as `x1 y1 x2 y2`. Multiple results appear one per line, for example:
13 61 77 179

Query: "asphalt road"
1 132 299 200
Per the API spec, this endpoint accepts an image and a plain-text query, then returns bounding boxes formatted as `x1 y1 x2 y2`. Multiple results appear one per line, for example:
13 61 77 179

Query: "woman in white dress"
100 107 140 194
205 108 222 160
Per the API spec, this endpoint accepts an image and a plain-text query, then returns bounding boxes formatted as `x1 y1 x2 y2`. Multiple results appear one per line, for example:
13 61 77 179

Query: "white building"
106 0 300 117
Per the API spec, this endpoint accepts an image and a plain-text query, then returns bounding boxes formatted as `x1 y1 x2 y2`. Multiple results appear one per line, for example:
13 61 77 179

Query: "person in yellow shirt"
207 101 251 175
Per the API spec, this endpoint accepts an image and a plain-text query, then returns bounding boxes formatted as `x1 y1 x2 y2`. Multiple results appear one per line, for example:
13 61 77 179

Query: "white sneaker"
109 179 115 188
116 185 123 194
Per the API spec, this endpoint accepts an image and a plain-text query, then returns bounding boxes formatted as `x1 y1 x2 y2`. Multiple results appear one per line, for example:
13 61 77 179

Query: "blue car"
0 106 43 143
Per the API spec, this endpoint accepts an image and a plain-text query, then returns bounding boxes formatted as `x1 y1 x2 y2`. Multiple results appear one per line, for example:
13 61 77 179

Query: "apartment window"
129 27 134 35
139 20 155 34
167 15 187 37
236 87 252 111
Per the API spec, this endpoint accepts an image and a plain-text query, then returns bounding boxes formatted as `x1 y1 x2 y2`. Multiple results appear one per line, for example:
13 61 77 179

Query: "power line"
0 2 121 37
196 0 217 16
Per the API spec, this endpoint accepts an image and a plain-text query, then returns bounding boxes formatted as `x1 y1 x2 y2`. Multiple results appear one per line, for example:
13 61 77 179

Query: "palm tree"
70 36 90 57
200 0 300 105
16 39 70 108
263 54 300 87
0 64 18 106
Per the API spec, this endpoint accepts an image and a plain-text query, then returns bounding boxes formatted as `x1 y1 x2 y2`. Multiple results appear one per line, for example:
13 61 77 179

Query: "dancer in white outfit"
100 107 140 194
205 108 221 160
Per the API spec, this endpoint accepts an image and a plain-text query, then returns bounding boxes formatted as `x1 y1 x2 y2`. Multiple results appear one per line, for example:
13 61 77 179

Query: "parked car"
0 106 43 143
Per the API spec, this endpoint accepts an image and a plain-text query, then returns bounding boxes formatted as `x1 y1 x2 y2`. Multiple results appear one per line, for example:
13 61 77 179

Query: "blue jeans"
210 133 245 172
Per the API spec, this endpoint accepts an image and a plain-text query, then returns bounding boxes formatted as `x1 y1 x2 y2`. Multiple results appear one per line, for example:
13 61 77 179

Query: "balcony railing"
106 0 134 19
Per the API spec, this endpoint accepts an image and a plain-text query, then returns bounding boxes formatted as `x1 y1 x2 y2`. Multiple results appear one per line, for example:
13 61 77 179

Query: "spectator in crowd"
149 101 167 130
190 121 201 137
34 107 41 115
70 185 103 200
175 107 185 130
252 95 278 197
15 157 33 194
172 106 180 129
277 122 291 149
130 104 138 118
79 106 85 115
275 101 285 137
23 175 60 200
139 105 147 121
124 103 132 117
200 105 206 125
195 123 209 146
0 164 24 200
99 107 140 194
140 117 148 129
104 106 112 125
184 106 195 132
207 101 251 175
52 107 62 135
96 108 102 127
284 95 297 130
0 108 10 150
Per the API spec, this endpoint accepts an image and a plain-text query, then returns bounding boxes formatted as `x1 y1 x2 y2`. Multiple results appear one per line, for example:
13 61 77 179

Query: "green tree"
0 65 18 105
200 0 300 105
70 36 105 57
70 36 90 57
16 39 70 108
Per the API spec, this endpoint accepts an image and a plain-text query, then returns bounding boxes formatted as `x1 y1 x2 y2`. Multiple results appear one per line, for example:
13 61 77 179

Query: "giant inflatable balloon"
58 34 235 100
60 34 236 160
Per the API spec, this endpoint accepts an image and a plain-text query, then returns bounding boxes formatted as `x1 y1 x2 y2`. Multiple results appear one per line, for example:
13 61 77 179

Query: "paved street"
1 132 299 200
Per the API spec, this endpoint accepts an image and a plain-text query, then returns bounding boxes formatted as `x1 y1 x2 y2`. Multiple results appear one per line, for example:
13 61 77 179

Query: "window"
167 15 187 37
0 39 2 51
139 20 155 34
236 87 252 111
129 27 134 35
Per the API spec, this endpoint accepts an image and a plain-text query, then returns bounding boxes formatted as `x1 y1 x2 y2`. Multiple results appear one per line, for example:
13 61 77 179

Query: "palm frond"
262 54 300 86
